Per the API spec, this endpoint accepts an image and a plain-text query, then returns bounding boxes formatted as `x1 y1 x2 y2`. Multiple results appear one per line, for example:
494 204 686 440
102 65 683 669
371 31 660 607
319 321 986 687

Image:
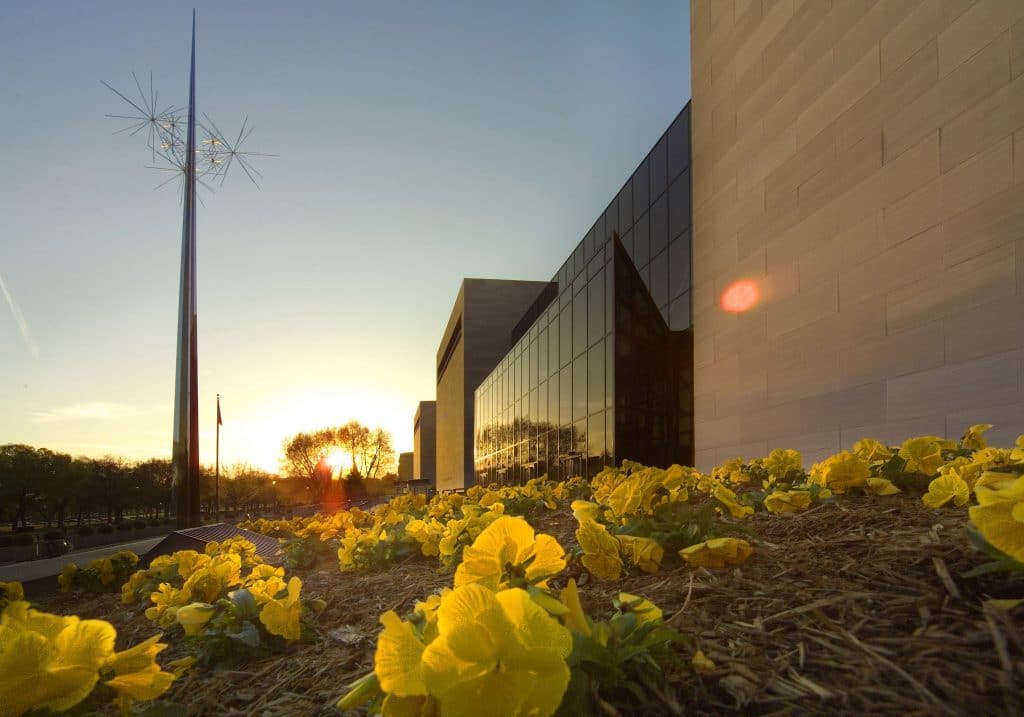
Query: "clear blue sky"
0 1 691 472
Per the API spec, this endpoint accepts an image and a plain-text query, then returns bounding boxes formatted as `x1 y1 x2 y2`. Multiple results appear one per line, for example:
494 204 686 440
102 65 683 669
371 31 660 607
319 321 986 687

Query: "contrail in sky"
0 271 40 358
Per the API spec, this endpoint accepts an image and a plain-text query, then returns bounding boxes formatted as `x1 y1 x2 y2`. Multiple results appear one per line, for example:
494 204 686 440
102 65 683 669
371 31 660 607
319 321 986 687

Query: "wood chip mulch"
31 495 1024 716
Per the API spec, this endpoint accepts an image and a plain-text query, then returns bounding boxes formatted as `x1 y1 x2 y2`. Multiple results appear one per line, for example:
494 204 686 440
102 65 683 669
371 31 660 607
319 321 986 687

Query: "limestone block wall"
690 0 1024 470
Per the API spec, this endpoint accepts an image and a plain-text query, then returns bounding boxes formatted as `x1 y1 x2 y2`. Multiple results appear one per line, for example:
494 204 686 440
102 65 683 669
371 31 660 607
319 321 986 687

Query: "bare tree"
280 428 335 503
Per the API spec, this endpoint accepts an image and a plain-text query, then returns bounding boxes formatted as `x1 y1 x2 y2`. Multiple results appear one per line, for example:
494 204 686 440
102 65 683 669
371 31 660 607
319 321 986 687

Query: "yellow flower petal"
680 538 753 569
922 473 970 509
618 592 663 625
558 579 591 637
969 476 1024 562
692 650 716 674
575 520 623 581
375 611 427 697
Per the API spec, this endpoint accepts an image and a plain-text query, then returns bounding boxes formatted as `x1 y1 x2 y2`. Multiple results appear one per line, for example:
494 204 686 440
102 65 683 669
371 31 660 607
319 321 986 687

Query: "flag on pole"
217 395 223 426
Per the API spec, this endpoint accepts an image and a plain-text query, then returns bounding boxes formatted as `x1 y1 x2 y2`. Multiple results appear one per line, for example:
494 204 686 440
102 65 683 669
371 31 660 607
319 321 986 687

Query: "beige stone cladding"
691 0 1024 471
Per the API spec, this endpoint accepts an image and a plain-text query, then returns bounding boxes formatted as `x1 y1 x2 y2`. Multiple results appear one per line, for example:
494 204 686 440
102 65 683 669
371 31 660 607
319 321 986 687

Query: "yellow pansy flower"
145 583 192 627
763 490 811 514
453 516 566 591
57 564 78 593
259 576 303 641
974 470 1018 491
713 485 754 518
175 602 218 636
961 424 993 450
899 437 946 476
865 477 900 496
1011 434 1024 461
183 554 242 603
605 479 643 519
171 550 211 580
374 610 428 698
575 519 623 581
969 475 1024 562
558 579 591 636
103 633 175 711
922 473 970 509
852 438 893 462
0 601 115 716
692 649 716 673
814 451 871 494
617 592 662 625
570 500 602 523
421 584 572 717
763 448 802 479
0 581 24 610
680 537 753 569
713 457 747 484
615 534 664 573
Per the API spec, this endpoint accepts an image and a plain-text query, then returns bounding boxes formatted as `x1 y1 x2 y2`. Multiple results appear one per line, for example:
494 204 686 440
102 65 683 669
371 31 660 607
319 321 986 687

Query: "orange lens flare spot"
720 280 760 313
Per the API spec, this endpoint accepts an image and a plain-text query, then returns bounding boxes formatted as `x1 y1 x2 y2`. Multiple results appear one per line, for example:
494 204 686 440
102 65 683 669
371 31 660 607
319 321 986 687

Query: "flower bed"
8 427 1024 716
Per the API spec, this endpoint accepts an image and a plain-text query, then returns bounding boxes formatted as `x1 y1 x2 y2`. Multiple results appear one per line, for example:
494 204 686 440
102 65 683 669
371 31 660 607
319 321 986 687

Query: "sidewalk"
0 535 168 584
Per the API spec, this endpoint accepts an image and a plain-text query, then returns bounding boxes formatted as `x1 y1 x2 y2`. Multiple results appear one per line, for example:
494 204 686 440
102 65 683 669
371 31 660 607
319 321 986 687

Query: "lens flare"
720 280 760 313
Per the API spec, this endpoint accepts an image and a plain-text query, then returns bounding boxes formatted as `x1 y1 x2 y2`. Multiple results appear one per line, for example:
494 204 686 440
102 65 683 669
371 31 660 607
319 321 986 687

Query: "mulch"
30 495 1024 716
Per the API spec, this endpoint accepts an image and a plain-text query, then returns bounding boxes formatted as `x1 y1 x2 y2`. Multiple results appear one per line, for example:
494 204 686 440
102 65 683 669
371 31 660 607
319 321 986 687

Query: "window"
669 174 690 243
618 179 634 232
651 135 667 200
559 366 572 429
588 272 605 346
669 291 691 331
633 212 649 268
668 232 690 300
588 342 605 414
650 249 668 309
572 290 587 359
560 305 572 367
651 193 668 258
632 158 649 219
572 358 587 423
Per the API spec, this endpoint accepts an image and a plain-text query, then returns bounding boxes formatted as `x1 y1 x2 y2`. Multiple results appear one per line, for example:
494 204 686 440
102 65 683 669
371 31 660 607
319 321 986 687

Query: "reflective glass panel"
572 357 587 422
572 289 587 358
588 341 605 414
588 270 605 346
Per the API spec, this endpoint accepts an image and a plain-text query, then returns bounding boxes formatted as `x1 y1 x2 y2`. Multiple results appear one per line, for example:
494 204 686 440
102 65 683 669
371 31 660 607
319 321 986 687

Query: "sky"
0 1 691 474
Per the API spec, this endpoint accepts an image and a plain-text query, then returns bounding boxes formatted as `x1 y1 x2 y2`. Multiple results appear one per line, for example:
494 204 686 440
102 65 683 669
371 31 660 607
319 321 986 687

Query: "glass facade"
474 106 692 484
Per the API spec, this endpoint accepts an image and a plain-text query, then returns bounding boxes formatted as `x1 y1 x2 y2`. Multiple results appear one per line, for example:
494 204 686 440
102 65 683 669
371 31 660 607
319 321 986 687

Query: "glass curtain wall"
474 106 692 485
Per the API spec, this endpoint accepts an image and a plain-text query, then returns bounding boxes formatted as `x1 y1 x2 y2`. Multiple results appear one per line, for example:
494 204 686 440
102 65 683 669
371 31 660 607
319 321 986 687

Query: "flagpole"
215 393 221 521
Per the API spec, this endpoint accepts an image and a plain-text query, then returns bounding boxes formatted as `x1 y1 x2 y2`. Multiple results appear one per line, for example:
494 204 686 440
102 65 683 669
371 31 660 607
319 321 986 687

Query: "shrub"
13 533 37 546
148 519 162 527
0 535 12 548
13 526 34 534
76 526 95 536
97 524 114 534
44 530 65 541
132 520 147 530
116 523 133 532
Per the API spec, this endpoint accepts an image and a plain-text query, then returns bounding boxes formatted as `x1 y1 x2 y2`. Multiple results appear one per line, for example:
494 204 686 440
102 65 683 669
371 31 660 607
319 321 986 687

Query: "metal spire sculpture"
104 11 269 528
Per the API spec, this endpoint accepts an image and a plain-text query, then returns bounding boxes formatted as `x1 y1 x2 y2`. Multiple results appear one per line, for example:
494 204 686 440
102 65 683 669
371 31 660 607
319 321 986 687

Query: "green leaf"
227 620 262 648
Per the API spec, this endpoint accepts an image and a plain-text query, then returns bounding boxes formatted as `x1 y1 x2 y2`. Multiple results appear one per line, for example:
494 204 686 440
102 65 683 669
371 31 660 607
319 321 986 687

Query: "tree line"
280 420 398 506
0 421 400 529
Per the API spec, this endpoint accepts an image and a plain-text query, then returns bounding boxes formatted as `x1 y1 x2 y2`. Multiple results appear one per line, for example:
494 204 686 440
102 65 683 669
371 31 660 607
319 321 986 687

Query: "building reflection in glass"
474 106 693 485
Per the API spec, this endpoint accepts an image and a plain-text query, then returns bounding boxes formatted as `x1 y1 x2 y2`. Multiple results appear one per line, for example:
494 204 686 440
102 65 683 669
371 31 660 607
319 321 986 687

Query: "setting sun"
327 449 347 473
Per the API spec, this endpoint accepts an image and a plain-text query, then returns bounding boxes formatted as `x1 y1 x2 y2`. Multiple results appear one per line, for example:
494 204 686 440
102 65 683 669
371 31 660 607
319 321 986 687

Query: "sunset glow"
720 280 760 313
327 449 346 473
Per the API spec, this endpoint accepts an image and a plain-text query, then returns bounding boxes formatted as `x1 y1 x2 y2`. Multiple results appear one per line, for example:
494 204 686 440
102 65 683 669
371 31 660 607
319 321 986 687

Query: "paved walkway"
0 536 167 584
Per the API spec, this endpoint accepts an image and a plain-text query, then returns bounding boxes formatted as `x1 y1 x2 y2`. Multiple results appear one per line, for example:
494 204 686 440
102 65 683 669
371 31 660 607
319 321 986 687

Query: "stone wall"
690 0 1024 469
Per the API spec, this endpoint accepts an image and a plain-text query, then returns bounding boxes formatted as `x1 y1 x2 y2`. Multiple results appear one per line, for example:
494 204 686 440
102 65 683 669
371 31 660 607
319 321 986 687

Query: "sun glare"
327 449 346 472
720 279 760 313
